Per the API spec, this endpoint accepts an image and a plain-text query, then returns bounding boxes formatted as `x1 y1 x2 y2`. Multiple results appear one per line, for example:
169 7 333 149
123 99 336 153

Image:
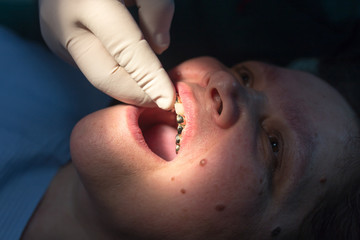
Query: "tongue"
143 124 177 161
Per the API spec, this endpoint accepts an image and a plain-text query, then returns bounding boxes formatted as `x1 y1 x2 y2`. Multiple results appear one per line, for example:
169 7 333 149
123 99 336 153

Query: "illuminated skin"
23 57 357 240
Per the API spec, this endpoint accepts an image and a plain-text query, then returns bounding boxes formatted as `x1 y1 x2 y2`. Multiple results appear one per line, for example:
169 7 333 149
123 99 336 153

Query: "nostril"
211 89 223 115
206 70 243 128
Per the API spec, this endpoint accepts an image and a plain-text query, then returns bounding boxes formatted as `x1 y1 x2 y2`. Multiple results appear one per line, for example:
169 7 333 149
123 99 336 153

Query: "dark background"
1 0 359 113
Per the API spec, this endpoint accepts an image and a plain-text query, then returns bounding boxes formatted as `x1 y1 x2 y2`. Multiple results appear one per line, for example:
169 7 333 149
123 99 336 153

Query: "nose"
168 57 227 87
205 70 247 128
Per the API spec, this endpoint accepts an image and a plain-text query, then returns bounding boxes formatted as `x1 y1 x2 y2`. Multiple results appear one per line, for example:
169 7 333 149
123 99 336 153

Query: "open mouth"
136 86 192 162
138 108 178 161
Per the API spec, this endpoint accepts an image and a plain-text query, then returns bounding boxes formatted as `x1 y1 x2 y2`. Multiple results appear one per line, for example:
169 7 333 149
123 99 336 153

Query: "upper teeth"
175 95 186 154
174 100 185 116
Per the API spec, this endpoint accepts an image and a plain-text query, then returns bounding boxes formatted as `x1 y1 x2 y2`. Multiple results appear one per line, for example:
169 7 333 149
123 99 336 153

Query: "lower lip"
125 106 155 156
125 105 177 162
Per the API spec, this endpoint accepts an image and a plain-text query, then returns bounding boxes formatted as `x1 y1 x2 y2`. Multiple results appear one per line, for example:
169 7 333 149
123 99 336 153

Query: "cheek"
194 153 267 212
169 131 267 214
143 152 269 231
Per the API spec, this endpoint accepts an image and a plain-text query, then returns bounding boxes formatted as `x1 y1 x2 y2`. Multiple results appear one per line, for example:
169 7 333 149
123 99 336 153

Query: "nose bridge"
206 70 256 128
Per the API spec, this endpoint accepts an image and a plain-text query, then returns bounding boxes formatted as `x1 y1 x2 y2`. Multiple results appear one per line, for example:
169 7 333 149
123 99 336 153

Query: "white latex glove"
39 0 175 110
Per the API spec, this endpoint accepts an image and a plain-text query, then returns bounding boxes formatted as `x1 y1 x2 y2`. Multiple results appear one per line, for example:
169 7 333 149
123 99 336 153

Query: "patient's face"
70 57 356 239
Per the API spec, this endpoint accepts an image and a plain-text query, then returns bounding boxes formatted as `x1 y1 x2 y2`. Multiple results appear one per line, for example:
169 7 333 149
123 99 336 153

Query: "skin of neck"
21 163 119 240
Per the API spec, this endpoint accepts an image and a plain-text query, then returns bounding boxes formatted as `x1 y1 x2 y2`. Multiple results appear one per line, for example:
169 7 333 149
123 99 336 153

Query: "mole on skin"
199 159 207 166
180 189 186 194
215 204 226 212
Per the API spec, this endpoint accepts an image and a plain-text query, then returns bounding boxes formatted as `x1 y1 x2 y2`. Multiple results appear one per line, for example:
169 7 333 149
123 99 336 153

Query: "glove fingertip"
154 91 176 110
153 33 170 54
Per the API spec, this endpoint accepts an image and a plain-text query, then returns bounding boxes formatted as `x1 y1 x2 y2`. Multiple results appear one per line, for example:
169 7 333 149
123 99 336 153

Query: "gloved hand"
39 0 175 110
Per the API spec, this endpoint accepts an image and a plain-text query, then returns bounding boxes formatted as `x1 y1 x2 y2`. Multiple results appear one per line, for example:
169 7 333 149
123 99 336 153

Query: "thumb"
136 0 175 54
